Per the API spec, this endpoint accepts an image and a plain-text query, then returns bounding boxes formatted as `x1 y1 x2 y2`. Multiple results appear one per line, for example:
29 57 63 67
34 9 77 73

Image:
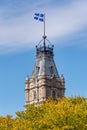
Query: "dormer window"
49 66 53 74
36 66 40 75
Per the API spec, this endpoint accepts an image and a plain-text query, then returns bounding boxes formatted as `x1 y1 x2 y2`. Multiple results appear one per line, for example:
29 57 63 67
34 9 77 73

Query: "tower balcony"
36 36 54 54
36 45 54 53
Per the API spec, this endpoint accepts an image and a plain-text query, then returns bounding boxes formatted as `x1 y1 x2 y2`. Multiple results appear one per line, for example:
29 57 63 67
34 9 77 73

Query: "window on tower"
36 66 40 75
52 90 56 99
49 66 53 74
33 90 36 99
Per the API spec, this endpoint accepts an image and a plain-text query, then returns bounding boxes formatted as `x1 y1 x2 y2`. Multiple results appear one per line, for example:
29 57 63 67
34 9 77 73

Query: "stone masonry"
25 36 65 106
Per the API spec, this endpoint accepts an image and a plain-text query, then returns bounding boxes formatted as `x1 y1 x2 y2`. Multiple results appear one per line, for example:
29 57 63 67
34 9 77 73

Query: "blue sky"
0 0 87 116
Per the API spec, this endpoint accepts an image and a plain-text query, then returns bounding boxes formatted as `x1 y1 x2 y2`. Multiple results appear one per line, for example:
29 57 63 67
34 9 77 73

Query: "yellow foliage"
0 97 87 130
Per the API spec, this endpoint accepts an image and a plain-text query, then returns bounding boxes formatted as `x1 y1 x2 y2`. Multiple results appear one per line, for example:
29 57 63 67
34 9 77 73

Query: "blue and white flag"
34 13 44 22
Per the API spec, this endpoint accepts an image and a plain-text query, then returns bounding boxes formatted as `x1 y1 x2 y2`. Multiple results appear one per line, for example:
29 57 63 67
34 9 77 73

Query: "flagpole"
44 13 45 37
43 13 46 48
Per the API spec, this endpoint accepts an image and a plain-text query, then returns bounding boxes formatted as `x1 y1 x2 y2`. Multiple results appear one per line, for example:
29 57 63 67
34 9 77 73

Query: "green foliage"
0 97 87 130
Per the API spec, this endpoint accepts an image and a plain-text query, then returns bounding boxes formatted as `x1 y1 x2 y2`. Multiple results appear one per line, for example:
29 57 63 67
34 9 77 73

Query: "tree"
0 97 87 130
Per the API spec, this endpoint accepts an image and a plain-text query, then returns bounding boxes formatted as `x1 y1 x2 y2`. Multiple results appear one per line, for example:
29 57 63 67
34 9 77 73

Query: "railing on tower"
36 36 54 53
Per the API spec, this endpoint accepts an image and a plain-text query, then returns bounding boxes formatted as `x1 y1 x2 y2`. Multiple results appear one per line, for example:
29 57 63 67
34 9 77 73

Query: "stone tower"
25 36 65 106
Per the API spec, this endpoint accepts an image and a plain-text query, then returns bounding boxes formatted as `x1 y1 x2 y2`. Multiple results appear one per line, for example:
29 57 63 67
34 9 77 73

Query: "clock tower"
25 36 65 106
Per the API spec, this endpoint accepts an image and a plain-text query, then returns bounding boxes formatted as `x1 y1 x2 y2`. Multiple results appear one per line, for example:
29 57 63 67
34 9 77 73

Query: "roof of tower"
31 36 60 79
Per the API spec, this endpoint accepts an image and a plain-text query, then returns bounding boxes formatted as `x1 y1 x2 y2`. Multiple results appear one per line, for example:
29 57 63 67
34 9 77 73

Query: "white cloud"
0 0 87 53
46 0 87 37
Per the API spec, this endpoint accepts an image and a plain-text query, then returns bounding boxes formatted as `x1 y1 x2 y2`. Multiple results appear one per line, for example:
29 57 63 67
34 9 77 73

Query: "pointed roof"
31 36 60 79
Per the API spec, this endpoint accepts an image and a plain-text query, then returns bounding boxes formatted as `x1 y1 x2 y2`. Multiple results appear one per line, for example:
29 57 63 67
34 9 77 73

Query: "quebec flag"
34 13 44 22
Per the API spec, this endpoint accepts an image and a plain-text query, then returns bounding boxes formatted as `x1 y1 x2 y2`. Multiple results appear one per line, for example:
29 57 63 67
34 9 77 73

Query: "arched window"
52 90 56 99
33 90 36 99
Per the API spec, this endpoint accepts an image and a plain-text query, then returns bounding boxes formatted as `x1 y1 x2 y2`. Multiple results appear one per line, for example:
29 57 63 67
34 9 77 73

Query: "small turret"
25 75 29 89
26 75 29 81
25 75 30 106
61 74 65 87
